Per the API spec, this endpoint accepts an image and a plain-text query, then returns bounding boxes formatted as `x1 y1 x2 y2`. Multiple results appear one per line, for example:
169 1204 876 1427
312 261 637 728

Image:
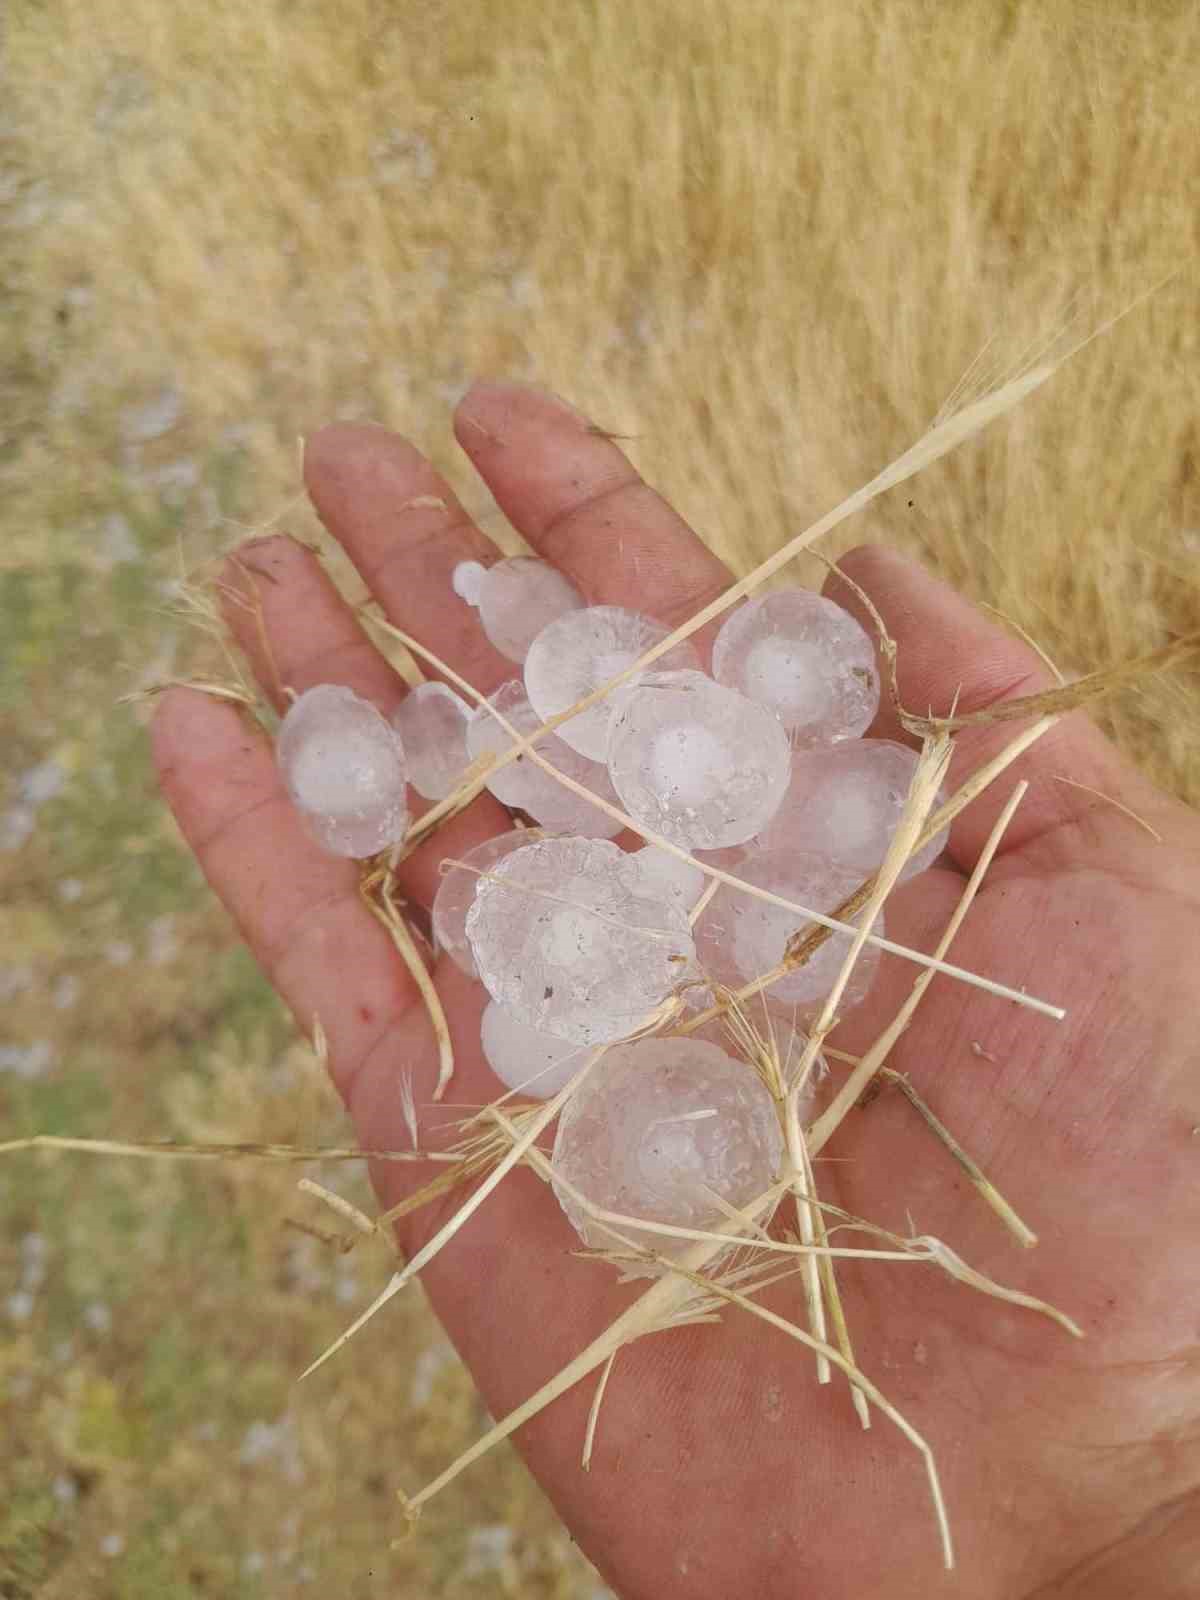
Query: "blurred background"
1 1 1197 1594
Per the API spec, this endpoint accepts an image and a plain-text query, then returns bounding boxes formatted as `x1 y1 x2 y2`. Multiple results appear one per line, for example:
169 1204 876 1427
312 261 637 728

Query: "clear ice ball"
475 557 584 663
465 836 698 1045
276 683 409 859
432 827 544 977
711 589 880 743
467 679 622 837
695 847 884 1018
480 999 588 1099
607 670 792 850
523 605 701 761
392 682 471 802
757 739 949 879
550 1036 783 1275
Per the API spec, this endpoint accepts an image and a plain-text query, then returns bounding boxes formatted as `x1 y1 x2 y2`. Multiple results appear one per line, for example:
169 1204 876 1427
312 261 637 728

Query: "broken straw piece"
276 683 409 859
711 589 880 744
392 682 471 801
757 739 950 878
466 679 622 837
695 847 884 1018
523 605 702 760
465 836 698 1045
469 556 584 663
550 1036 784 1276
607 670 792 850
480 1000 589 1099
431 827 545 977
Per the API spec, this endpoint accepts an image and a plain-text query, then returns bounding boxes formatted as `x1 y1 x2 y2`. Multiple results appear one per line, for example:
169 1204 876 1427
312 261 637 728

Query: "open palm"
154 382 1200 1599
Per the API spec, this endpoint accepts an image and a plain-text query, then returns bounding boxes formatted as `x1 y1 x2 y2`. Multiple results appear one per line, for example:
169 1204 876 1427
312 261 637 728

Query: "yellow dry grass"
2 0 1198 1593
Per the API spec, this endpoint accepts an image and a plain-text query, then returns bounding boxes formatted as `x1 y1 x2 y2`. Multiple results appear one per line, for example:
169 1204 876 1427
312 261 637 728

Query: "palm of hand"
154 382 1200 1599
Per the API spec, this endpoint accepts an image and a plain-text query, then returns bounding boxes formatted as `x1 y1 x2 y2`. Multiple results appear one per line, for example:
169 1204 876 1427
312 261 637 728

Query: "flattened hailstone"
465 836 697 1045
392 682 471 801
480 1000 588 1099
711 589 880 744
466 679 622 837
550 1036 783 1274
523 605 701 760
757 739 949 879
629 843 707 910
474 557 584 663
276 683 409 859
432 827 544 976
695 847 884 1018
607 670 791 850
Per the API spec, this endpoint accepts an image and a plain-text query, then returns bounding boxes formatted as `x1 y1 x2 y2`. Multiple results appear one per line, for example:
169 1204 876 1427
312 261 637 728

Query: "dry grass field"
2 0 1197 1594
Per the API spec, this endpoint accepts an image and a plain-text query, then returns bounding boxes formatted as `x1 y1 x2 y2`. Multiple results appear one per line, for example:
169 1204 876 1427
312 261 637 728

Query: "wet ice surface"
550 1036 783 1275
474 557 584 663
695 847 884 1018
607 671 791 850
757 739 949 878
711 589 880 743
480 999 588 1099
523 605 701 760
393 681 471 801
465 836 698 1045
467 679 623 837
431 827 544 977
276 684 409 858
629 843 707 910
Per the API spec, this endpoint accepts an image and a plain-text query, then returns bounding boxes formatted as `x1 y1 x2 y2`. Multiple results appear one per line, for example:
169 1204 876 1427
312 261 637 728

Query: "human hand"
153 382 1200 1599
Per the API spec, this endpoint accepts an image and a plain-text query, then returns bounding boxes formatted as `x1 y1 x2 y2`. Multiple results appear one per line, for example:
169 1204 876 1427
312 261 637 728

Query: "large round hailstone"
465 836 698 1045
276 684 409 859
607 670 792 850
432 827 544 976
757 739 949 879
711 589 880 744
467 680 622 837
550 1036 783 1274
392 682 471 802
473 557 584 663
480 1000 588 1099
523 605 701 761
695 847 884 1018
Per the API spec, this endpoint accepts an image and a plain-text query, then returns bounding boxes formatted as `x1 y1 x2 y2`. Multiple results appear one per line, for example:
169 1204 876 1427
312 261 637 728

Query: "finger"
220 533 406 716
825 545 1181 869
217 533 513 911
302 422 514 698
453 380 732 646
151 688 419 1099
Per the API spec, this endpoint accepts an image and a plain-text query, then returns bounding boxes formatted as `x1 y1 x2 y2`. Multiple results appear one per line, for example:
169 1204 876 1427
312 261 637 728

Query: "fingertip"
151 684 246 773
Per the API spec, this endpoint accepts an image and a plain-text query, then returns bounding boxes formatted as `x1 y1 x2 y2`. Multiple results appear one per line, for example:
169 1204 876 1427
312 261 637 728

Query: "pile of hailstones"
276 558 946 1271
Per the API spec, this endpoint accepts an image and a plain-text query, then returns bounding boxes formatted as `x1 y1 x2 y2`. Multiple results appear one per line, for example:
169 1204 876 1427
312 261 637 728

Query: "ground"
1 1 1198 1595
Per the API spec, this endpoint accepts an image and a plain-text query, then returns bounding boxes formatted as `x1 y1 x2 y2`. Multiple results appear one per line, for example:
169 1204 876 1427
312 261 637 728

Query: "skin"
153 381 1200 1599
